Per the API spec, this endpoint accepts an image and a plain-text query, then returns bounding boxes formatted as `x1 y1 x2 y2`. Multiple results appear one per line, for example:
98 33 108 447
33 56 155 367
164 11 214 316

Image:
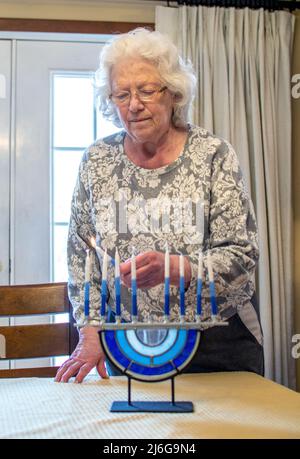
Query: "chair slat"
0 283 69 316
0 323 70 359
0 366 60 378
0 282 78 378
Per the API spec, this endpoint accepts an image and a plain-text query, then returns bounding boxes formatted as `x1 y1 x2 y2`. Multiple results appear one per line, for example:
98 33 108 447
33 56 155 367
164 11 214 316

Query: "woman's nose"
128 92 145 111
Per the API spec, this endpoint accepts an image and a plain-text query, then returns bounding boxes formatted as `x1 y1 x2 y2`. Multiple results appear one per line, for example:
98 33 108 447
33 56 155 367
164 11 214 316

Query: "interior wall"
292 11 300 392
0 0 156 23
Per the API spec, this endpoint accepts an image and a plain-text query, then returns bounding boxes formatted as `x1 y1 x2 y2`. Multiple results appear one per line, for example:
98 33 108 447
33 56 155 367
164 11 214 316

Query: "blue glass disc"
100 328 200 382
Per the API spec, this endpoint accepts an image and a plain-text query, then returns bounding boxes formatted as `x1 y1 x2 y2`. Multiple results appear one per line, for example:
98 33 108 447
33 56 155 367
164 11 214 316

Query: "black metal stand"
110 376 194 413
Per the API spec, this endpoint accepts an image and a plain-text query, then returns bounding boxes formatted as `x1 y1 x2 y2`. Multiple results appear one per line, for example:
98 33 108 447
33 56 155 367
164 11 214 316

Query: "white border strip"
0 31 113 43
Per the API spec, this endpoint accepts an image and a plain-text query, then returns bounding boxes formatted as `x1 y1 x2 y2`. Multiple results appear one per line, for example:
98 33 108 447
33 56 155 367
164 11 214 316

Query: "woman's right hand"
54 325 109 383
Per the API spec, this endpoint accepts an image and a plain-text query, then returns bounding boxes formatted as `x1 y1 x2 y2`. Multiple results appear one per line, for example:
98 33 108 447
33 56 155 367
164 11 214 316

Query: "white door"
12 38 111 284
0 41 11 363
1 35 119 371
0 40 11 287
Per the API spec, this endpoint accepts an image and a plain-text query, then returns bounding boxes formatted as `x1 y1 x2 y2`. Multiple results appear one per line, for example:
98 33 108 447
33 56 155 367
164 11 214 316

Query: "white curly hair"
95 28 196 128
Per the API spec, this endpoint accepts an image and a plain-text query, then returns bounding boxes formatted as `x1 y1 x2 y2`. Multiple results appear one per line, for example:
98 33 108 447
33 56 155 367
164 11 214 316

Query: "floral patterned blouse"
68 125 261 341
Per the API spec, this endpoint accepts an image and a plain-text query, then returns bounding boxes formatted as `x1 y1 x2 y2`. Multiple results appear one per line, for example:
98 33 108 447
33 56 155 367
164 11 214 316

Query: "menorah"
81 243 228 413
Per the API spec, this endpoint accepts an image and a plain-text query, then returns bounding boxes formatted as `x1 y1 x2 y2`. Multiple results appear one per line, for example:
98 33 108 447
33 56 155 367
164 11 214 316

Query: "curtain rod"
164 1 300 11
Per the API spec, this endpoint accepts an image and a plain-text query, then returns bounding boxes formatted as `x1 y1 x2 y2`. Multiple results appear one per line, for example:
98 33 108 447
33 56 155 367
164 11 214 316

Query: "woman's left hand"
120 251 191 289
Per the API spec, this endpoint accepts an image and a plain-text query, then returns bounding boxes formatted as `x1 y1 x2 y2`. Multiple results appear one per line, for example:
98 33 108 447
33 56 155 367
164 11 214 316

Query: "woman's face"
110 58 174 145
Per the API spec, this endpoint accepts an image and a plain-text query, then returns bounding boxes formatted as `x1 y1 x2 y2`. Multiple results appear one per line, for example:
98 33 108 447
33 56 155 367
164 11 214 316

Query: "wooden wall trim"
0 18 154 34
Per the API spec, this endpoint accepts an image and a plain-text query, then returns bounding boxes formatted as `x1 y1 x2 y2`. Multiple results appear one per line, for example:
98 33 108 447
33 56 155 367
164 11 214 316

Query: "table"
0 372 300 439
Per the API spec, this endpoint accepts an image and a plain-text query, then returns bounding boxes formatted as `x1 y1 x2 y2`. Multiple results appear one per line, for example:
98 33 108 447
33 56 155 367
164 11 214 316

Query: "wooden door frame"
0 18 154 34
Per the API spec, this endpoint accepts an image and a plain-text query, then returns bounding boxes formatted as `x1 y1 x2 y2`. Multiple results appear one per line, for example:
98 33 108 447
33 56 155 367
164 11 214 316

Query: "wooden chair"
0 282 78 377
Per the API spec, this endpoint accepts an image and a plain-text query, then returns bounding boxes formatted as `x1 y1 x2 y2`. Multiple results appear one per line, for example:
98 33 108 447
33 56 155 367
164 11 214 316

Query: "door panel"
7 39 106 370
14 40 103 284
0 41 11 366
0 40 11 287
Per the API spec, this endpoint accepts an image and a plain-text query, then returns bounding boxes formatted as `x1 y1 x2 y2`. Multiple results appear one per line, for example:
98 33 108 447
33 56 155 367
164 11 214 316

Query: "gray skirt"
183 313 264 375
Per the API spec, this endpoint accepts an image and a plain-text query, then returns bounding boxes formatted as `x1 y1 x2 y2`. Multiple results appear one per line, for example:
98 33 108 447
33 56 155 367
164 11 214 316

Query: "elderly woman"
55 28 263 383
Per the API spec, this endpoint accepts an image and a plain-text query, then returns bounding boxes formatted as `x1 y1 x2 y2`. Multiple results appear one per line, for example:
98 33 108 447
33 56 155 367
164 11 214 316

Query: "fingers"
55 330 105 383
121 252 164 288
74 362 96 383
54 358 74 381
135 265 160 288
54 358 83 383
96 357 109 379
55 357 107 384
135 253 151 268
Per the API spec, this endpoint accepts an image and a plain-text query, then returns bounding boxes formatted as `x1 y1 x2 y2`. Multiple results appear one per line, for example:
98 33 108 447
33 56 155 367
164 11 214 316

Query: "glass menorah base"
110 376 193 413
78 315 228 330
87 312 228 413
110 401 193 413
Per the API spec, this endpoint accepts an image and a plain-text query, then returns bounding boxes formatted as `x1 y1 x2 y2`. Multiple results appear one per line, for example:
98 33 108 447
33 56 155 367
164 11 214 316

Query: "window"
51 72 121 282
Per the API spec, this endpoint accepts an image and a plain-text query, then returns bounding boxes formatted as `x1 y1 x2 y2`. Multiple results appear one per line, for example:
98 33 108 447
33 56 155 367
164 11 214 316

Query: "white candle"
91 237 102 266
84 249 91 282
165 245 170 278
131 248 136 280
179 253 184 278
95 245 102 263
198 251 203 280
115 248 120 278
102 249 108 281
207 250 214 282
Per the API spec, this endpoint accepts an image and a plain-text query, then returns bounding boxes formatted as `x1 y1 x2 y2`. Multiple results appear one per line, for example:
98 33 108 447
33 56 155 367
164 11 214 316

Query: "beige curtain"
156 5 295 389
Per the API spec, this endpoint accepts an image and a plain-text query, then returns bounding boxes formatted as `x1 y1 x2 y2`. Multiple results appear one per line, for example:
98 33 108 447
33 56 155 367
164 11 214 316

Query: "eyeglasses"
110 86 167 106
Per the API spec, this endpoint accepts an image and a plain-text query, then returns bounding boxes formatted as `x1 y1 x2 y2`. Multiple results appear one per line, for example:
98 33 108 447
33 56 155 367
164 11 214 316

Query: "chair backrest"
0 282 78 378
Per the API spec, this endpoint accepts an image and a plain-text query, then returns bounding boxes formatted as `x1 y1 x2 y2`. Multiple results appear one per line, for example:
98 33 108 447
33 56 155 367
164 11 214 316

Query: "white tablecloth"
1 372 300 439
